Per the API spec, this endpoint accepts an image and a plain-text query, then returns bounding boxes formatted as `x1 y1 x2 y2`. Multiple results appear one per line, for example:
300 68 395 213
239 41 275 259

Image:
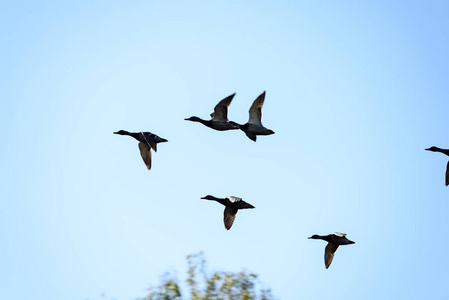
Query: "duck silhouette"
114 130 167 170
185 93 239 131
308 233 355 269
230 91 274 141
201 195 255 230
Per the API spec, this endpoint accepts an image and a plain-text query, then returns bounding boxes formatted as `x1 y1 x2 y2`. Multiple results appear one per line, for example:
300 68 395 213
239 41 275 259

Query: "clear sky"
1 1 449 299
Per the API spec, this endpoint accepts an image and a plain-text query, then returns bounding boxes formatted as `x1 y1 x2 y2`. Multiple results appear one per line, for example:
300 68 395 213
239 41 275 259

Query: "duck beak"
160 138 168 143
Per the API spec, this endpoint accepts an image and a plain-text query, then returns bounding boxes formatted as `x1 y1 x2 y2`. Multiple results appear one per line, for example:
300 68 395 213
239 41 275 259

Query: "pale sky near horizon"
1 1 449 299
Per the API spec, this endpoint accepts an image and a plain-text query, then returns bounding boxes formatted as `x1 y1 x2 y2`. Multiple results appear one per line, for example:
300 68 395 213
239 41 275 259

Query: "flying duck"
308 233 355 269
113 130 167 170
185 93 239 131
201 195 255 230
230 91 274 142
425 146 449 186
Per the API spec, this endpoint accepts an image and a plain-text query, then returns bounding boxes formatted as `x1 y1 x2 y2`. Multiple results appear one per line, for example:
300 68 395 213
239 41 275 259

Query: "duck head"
201 195 218 201
185 116 203 122
425 146 439 152
113 130 129 135
308 235 321 239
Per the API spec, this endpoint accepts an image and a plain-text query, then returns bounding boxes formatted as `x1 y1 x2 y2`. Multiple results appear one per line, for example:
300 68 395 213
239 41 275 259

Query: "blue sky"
1 1 449 299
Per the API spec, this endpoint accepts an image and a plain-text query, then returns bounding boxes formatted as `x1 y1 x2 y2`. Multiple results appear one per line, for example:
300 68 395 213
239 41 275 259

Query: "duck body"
114 130 168 169
184 117 238 131
185 93 239 131
308 233 355 269
425 146 449 186
201 195 255 230
231 122 275 142
231 91 274 142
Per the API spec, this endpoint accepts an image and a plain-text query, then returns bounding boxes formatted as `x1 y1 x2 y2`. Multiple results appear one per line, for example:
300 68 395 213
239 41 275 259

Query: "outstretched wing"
212 93 235 122
138 142 152 170
248 91 265 125
324 243 339 269
223 207 238 230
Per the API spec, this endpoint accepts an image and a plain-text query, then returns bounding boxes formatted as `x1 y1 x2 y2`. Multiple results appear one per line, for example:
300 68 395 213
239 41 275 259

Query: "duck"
230 91 274 142
308 233 355 269
113 130 168 170
201 195 255 230
425 146 449 186
185 93 240 131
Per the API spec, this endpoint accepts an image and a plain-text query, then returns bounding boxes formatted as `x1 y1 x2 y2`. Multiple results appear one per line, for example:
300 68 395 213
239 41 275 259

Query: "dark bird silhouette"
426 146 449 186
230 91 274 142
185 93 239 131
201 195 255 230
308 233 355 269
114 130 167 170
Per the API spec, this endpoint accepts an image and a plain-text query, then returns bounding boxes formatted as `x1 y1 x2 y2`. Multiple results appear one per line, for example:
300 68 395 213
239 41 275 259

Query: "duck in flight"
230 91 274 142
185 93 239 131
201 195 255 230
114 130 167 170
425 146 449 186
308 233 355 269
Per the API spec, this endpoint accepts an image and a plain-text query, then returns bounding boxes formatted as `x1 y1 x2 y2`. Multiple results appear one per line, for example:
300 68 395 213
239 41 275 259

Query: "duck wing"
141 132 158 152
248 91 265 125
138 142 152 170
324 243 339 269
212 93 235 122
223 207 238 230
446 161 449 186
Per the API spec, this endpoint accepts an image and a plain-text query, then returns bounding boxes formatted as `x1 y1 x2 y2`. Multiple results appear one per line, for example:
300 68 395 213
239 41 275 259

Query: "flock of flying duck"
114 91 449 269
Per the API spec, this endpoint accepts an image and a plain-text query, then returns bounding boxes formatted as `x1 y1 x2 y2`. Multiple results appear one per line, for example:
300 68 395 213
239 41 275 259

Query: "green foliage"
143 273 182 300
141 252 274 300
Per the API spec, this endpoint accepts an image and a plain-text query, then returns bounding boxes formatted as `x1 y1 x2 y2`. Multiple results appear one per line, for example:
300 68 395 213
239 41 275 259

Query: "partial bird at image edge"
425 146 449 186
